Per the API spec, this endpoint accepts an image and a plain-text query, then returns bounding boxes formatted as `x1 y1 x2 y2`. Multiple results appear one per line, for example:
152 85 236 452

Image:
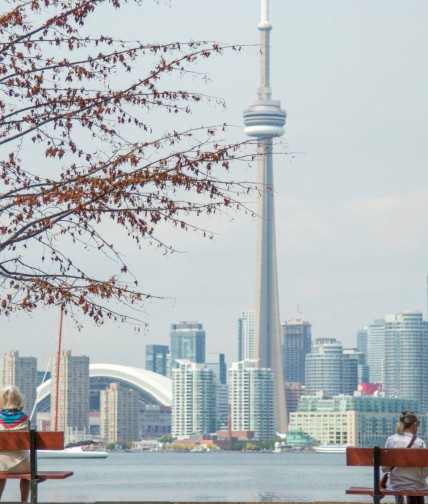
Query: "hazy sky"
2 0 428 371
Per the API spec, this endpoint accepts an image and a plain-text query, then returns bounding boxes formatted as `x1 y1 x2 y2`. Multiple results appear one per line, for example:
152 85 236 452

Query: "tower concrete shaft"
243 0 287 434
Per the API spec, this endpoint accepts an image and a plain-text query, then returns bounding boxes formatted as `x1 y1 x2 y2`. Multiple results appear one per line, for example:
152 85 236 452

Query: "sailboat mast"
54 309 64 431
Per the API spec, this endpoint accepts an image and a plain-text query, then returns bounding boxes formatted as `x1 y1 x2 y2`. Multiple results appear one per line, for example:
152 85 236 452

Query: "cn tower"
243 0 288 434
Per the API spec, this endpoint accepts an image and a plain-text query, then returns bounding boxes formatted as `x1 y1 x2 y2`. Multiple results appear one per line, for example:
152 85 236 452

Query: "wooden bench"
347 446 428 504
0 430 73 504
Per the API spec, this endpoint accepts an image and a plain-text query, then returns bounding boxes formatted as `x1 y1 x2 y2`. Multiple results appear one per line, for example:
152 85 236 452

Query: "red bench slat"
347 447 428 467
0 471 73 480
346 487 428 497
0 431 64 451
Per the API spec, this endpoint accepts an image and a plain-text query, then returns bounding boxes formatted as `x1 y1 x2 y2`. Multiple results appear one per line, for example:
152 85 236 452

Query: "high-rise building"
243 0 287 435
238 307 254 361
50 350 89 433
170 321 205 370
305 339 358 397
281 318 312 384
205 353 227 385
0 350 37 415
171 360 216 437
284 382 305 421
343 349 370 384
205 354 228 429
214 383 229 430
383 311 428 412
145 344 169 377
366 318 385 384
228 360 274 441
357 328 368 358
100 382 139 443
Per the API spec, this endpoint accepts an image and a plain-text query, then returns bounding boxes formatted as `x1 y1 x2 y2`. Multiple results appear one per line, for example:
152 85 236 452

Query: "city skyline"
1 0 428 368
4 308 428 443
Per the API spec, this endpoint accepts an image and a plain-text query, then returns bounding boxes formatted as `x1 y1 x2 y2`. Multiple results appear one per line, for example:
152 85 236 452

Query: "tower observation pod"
243 0 288 435
243 101 286 138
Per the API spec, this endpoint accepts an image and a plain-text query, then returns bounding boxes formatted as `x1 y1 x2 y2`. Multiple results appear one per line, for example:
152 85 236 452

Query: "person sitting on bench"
382 410 428 504
0 386 30 504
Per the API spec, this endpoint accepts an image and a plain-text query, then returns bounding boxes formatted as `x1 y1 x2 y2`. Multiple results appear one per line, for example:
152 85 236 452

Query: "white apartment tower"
171 360 216 437
0 350 37 415
305 339 358 397
238 307 254 361
50 350 89 433
228 360 274 441
100 382 139 443
384 311 428 412
367 319 386 384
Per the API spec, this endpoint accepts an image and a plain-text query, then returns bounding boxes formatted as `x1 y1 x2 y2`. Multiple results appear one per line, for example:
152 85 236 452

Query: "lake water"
1 451 390 502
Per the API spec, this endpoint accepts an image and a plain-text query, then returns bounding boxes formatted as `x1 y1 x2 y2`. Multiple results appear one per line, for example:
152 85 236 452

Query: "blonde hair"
396 410 419 435
0 385 24 410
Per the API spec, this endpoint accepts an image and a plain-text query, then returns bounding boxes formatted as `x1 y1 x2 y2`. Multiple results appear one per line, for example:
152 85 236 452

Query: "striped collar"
0 409 29 429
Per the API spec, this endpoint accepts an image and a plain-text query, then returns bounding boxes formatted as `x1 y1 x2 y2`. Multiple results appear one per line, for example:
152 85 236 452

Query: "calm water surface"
2 451 389 502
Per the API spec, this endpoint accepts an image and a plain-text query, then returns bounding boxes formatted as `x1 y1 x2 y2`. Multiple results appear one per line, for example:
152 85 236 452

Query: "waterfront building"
0 350 37 415
100 382 139 443
171 360 216 437
281 318 311 384
205 353 227 385
289 395 421 447
366 318 385 384
243 0 287 433
305 339 358 397
140 405 171 438
383 311 428 412
238 308 254 361
50 350 89 433
170 321 205 370
286 429 316 448
89 411 101 436
145 344 169 377
228 360 274 441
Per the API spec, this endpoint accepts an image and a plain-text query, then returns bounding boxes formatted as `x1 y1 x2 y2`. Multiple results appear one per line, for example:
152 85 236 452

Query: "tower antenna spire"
260 0 271 27
257 0 272 100
243 0 288 434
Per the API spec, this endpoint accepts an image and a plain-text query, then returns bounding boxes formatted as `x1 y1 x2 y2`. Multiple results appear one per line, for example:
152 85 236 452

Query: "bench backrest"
0 431 64 451
347 447 428 467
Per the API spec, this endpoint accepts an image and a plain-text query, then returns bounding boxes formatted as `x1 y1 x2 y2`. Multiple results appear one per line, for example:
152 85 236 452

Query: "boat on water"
38 440 108 459
313 443 351 453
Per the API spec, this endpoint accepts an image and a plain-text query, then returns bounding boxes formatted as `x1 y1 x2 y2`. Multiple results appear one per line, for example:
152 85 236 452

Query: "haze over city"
1 0 428 370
